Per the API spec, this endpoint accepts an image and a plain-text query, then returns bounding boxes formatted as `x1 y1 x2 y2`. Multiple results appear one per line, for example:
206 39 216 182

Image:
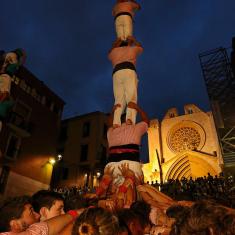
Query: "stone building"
0 66 64 198
51 111 108 188
143 104 223 183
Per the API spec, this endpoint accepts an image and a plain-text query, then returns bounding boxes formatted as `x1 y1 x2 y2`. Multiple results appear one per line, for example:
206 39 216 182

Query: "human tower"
95 0 148 209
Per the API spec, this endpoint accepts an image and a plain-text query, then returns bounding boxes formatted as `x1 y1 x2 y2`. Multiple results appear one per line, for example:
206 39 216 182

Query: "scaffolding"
199 47 235 166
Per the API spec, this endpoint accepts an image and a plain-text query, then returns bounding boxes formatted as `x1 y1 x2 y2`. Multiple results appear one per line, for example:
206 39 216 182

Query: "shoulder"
27 222 48 235
136 121 148 129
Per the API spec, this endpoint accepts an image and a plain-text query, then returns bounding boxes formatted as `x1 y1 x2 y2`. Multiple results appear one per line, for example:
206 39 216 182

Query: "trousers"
115 15 133 40
113 68 138 126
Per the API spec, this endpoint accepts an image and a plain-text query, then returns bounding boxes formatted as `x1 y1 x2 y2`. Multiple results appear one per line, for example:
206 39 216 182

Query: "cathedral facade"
143 104 223 183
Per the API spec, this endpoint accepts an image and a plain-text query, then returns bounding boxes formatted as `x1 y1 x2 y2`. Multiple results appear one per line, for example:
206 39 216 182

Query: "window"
169 113 175 118
59 125 67 142
82 122 90 137
45 98 51 108
62 168 69 180
14 100 31 122
41 96 46 105
12 76 20 85
103 124 107 137
80 144 88 162
5 134 21 160
0 166 10 194
53 105 61 116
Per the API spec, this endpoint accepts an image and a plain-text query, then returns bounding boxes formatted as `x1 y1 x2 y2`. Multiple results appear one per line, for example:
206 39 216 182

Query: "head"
72 207 119 235
0 196 40 232
130 201 151 227
117 209 145 235
32 190 65 221
12 48 26 65
64 194 87 212
169 200 229 235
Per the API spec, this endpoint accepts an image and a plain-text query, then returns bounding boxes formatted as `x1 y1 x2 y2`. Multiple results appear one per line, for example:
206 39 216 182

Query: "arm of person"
128 102 149 125
132 1 141 11
45 209 84 235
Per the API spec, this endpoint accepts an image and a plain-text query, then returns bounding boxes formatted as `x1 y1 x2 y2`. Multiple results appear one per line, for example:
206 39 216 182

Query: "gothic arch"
165 152 218 181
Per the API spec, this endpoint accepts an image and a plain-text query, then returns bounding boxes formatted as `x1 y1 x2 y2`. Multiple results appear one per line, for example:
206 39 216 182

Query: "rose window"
169 127 201 153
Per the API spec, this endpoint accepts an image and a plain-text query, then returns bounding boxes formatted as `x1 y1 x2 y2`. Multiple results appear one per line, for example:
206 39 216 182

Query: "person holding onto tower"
108 40 143 127
0 49 26 132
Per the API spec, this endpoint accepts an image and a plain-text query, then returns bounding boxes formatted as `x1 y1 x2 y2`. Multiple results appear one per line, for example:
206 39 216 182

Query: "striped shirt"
112 2 140 18
107 122 148 147
0 222 48 235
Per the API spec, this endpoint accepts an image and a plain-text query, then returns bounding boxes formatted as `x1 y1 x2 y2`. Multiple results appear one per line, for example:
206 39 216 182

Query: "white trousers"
113 69 138 126
115 15 133 40
105 160 143 187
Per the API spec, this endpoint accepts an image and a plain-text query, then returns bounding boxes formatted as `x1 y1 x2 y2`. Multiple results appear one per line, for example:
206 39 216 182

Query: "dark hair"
130 201 151 226
32 190 64 213
166 205 190 220
169 200 229 235
0 196 32 232
64 194 87 212
72 207 119 235
117 208 145 230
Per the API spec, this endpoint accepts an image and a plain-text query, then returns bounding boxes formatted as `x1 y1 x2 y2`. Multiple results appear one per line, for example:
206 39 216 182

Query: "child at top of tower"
112 0 141 45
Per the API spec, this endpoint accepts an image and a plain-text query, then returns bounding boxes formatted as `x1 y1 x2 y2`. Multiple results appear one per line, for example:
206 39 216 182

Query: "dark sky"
1 0 235 120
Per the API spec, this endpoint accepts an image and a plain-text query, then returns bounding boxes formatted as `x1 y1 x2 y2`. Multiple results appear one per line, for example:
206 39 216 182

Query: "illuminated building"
143 104 223 183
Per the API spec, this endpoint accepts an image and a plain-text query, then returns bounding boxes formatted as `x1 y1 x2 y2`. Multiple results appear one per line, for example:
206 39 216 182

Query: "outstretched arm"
128 102 149 125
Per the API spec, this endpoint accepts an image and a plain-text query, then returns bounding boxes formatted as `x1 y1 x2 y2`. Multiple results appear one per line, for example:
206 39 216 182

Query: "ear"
39 207 49 221
128 221 135 234
10 219 23 233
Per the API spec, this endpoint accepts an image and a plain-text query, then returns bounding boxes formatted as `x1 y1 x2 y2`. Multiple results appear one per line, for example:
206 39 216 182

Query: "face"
43 200 65 220
19 204 40 230
129 219 144 235
149 207 158 225
5 52 18 64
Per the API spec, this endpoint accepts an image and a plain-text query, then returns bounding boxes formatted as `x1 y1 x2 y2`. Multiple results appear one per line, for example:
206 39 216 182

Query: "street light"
57 154 62 161
49 158 56 165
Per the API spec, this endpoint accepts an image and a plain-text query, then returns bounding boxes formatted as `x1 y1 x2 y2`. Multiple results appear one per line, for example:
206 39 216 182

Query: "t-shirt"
0 222 48 235
112 2 139 18
108 46 143 68
107 122 148 147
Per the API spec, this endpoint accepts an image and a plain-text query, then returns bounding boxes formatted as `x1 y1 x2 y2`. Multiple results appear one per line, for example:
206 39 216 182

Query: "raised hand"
118 163 135 178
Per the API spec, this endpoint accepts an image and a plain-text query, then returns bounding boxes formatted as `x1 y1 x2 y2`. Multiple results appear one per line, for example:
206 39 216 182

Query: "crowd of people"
1 0 234 233
0 190 235 235
152 173 235 208
0 188 235 235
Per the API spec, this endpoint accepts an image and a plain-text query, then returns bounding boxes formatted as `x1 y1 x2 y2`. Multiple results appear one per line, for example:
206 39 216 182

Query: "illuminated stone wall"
143 104 223 183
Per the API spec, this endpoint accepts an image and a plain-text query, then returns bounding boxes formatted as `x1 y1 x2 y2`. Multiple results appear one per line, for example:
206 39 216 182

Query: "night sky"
1 0 235 121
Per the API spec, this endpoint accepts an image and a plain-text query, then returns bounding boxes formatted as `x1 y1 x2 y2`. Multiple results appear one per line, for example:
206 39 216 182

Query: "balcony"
6 112 32 138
